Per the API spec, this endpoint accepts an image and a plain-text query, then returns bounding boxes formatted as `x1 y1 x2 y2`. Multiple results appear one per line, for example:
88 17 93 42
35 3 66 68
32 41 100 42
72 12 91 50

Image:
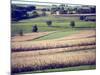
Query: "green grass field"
17 65 96 74
34 30 79 40
11 15 96 37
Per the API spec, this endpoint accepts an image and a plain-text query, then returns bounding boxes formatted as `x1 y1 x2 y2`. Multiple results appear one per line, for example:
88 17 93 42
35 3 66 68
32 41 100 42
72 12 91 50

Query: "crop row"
12 37 96 52
12 49 96 73
12 45 95 57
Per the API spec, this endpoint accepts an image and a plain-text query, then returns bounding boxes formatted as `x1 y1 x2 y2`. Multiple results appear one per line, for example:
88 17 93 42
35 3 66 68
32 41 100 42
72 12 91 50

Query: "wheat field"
11 30 96 73
12 37 95 52
12 49 96 73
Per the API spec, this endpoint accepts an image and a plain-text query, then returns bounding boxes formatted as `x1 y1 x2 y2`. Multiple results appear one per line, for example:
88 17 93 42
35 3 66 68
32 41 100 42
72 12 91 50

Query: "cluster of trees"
80 16 96 22
76 6 96 14
19 25 38 36
51 5 68 14
11 4 39 21
41 8 47 16
50 4 96 14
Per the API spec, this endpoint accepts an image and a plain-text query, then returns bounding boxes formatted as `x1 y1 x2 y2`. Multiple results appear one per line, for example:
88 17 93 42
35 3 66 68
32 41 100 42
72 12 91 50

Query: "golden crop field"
12 45 95 57
12 49 96 73
11 30 96 73
12 37 95 51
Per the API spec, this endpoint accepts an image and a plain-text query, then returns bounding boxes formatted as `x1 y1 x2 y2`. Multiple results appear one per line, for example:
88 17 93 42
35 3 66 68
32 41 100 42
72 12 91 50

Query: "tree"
90 6 96 13
41 8 46 16
32 25 38 32
80 16 86 20
51 5 58 14
70 21 75 28
19 30 23 36
46 20 52 27
11 4 37 21
59 4 67 14
26 5 36 11
32 11 39 17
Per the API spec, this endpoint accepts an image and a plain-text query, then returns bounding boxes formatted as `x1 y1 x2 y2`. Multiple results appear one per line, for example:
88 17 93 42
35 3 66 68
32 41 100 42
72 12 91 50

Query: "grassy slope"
18 65 96 74
34 30 79 40
11 16 96 36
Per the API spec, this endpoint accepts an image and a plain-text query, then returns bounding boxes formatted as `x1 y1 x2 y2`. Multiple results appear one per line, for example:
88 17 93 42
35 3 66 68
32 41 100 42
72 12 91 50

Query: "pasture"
11 15 96 36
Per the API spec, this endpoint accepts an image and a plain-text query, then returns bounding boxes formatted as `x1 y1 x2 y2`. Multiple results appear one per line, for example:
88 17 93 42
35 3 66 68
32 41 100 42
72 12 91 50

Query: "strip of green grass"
14 16 80 23
11 16 96 36
11 21 95 36
18 65 96 74
34 30 79 40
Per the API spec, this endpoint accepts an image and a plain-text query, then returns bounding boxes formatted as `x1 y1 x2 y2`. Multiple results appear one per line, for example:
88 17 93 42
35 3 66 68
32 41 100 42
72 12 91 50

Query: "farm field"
11 16 96 36
11 31 55 42
11 31 96 74
11 15 96 74
12 49 96 73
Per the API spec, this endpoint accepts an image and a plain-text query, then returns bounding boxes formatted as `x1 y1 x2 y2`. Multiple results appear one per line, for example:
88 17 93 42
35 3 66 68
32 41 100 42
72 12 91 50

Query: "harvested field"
12 45 95 57
11 31 55 42
11 30 96 52
12 37 95 52
11 30 96 73
12 49 96 73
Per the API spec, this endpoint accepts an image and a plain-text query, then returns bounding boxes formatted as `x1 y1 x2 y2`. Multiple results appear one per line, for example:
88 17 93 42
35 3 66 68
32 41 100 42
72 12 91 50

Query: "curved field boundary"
11 31 56 42
55 30 96 41
33 30 79 41
12 45 95 57
11 30 95 42
12 37 96 52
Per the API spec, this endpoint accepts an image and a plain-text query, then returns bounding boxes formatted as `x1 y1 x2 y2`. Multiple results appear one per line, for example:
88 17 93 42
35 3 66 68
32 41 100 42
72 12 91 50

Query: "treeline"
50 5 96 14
11 4 96 21
11 4 39 21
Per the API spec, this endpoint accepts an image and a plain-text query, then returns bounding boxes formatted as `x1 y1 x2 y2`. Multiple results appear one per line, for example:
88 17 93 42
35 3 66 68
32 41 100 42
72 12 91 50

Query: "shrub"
41 11 46 16
80 16 86 20
19 30 23 36
84 17 96 22
46 20 52 27
70 21 75 28
41 8 47 16
32 11 39 18
32 25 38 32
